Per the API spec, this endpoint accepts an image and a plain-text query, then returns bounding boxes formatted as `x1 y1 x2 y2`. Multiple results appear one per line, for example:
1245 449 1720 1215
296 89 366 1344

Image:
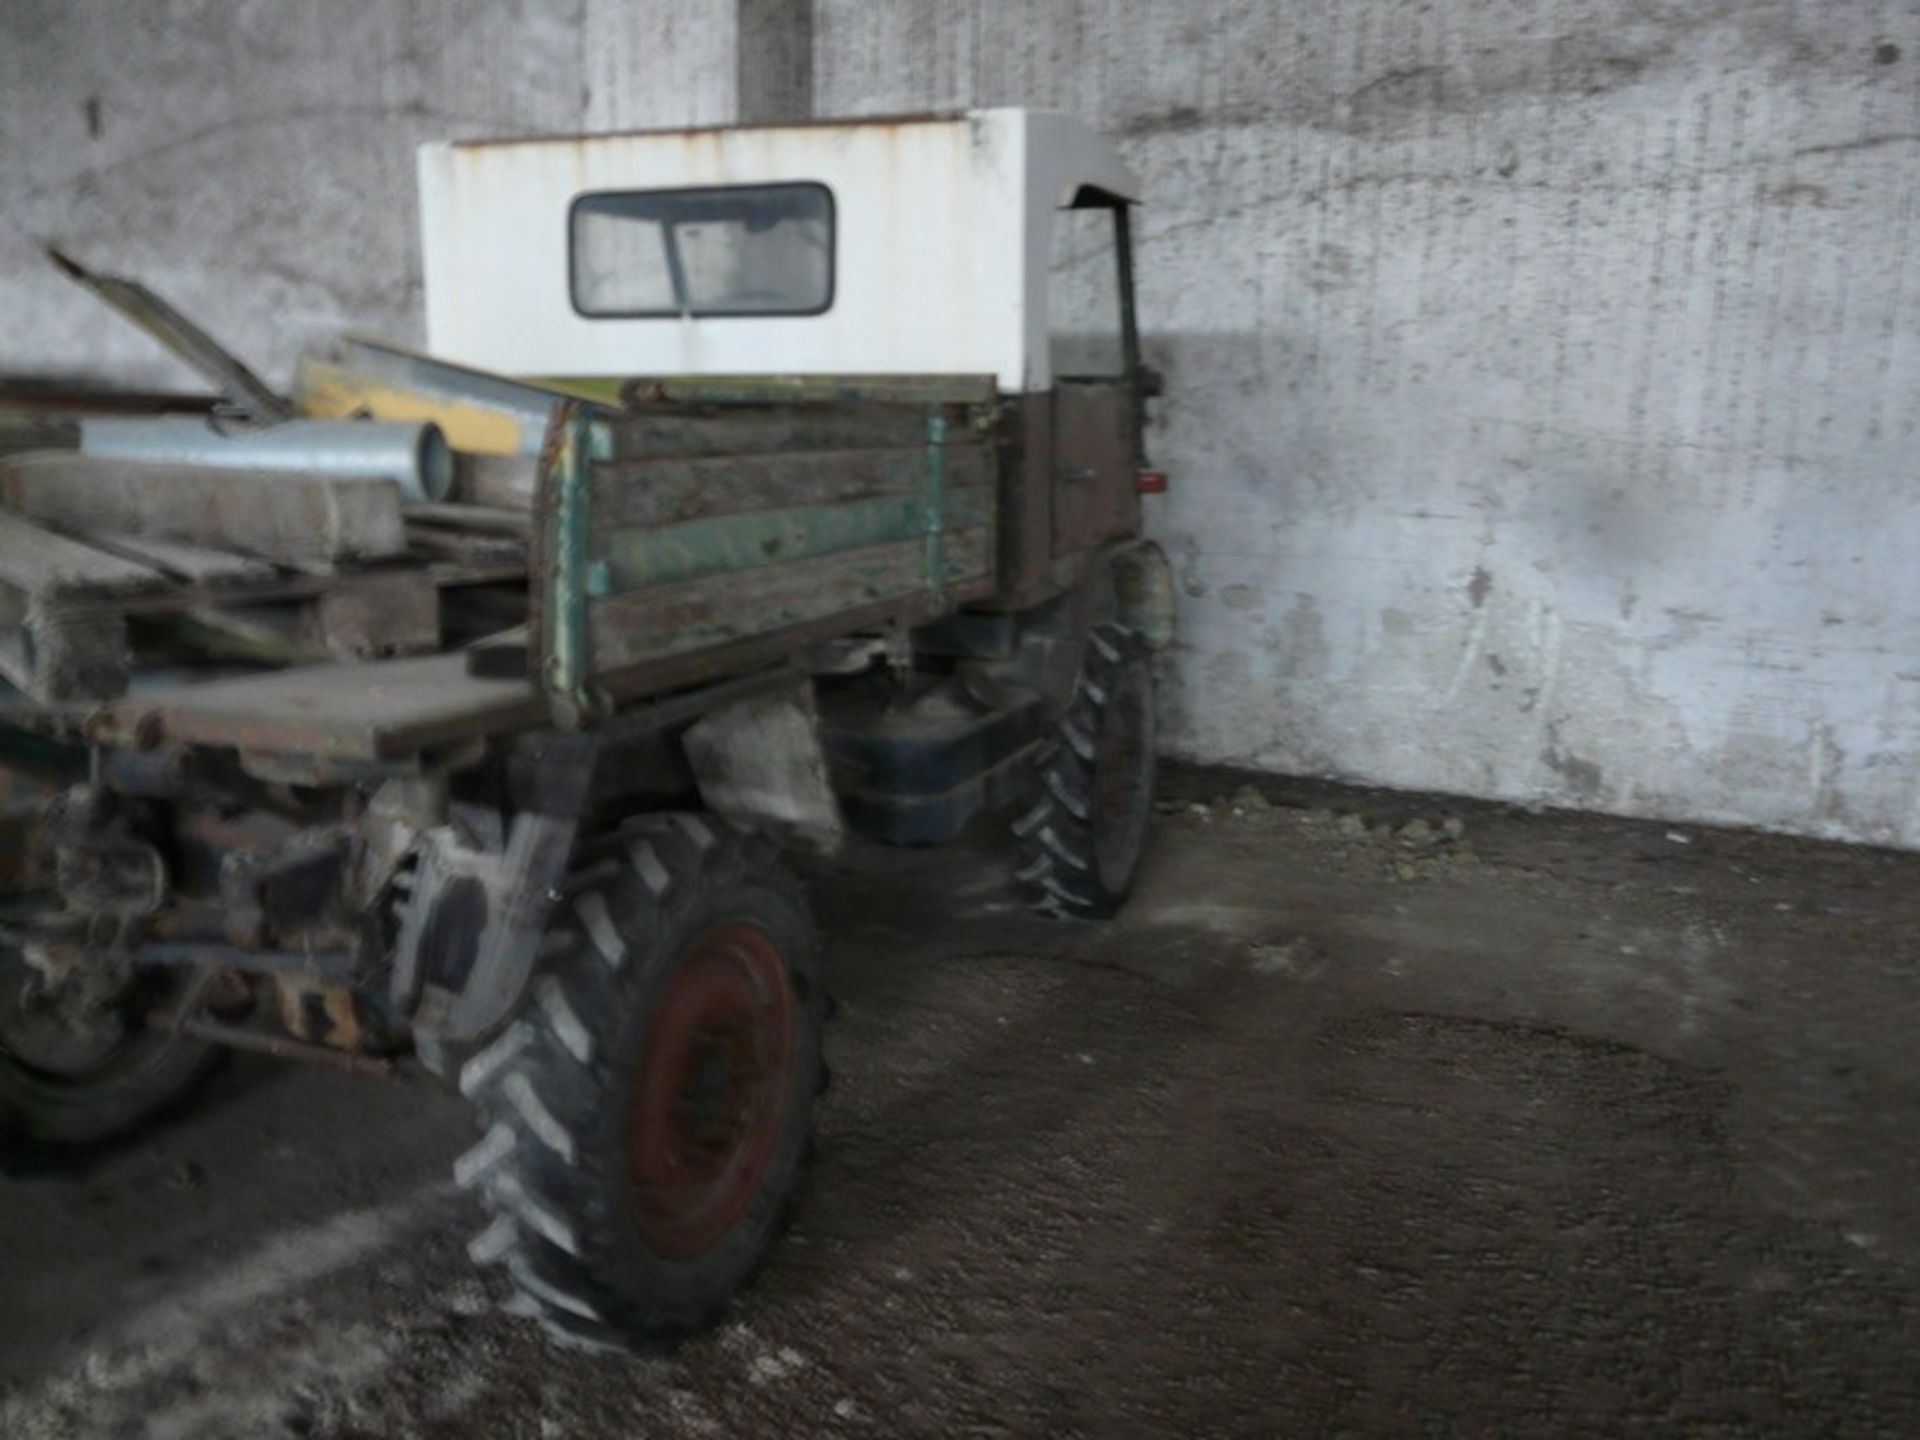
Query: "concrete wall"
4 1 1919 847
0 0 742 392
819 1 1920 847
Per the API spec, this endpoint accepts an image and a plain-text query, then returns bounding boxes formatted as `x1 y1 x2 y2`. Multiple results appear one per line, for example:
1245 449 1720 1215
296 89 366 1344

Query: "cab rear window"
570 183 834 318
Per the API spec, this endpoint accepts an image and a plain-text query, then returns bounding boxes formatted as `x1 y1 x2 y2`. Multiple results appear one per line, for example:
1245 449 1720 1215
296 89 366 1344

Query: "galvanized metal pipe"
79 417 453 502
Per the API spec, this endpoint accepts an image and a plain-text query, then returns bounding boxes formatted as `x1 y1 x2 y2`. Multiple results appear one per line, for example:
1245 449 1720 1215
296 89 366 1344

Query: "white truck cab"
417 108 1142 394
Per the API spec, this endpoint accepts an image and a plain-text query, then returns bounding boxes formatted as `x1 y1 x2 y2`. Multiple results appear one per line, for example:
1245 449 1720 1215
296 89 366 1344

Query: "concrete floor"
4 769 1920 1437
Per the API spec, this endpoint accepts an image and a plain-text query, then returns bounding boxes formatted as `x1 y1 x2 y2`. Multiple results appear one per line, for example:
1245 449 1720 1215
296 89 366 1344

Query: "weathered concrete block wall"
819 1 1920 846
4 1 1919 847
0 0 741 391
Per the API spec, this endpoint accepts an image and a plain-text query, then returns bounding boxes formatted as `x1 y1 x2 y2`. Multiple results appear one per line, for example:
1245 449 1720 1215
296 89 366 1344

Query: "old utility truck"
0 110 1172 1351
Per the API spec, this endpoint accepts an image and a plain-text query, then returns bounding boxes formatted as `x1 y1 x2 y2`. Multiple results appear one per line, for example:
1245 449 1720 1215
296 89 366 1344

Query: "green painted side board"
592 485 993 594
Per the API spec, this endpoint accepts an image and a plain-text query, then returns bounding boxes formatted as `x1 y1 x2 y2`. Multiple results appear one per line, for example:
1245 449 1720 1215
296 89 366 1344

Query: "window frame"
1047 189 1143 386
566 181 837 321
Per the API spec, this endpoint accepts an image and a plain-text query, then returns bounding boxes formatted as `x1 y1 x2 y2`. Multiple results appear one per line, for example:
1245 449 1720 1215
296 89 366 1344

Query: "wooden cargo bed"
2 376 1011 763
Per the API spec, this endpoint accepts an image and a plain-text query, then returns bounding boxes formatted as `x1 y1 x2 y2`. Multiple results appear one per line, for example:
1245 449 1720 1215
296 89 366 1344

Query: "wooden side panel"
541 399 1005 699
587 528 993 675
591 444 991 527
594 483 994 591
606 400 976 461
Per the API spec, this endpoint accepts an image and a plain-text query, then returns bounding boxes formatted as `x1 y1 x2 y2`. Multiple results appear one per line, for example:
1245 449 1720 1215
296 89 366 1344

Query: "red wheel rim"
628 922 795 1259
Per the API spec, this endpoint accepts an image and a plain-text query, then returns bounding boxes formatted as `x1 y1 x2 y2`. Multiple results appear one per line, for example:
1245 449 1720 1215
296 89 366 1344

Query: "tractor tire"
0 948 218 1147
455 813 824 1352
1013 622 1158 918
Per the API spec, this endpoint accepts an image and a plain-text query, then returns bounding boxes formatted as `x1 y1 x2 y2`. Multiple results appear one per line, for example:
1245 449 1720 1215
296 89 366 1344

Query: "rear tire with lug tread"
455 812 823 1352
1013 622 1157 919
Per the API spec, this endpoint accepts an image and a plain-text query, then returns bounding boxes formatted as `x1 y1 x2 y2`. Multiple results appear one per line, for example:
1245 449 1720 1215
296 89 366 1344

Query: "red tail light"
1136 469 1169 494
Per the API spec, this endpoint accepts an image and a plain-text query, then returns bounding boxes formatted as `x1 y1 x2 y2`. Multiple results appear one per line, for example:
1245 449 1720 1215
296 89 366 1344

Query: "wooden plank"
0 608 129 703
465 625 529 679
104 652 545 760
584 527 993 674
607 403 981 462
0 508 169 597
425 558 529 588
454 453 539 508
0 509 168 702
311 570 441 658
0 452 406 564
154 607 319 666
22 553 523 623
594 483 994 592
404 499 528 566
402 501 531 534
611 375 997 408
590 442 993 528
405 525 526 566
87 531 279 585
143 572 442 668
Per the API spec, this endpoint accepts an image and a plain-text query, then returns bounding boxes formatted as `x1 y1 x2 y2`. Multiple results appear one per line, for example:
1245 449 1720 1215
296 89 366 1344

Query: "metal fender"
1105 540 1177 652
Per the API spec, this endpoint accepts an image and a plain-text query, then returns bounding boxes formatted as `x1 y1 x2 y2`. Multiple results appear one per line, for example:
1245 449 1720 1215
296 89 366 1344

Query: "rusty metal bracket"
542 404 596 716
393 730 598 1071
540 404 619 724
149 1005 394 1076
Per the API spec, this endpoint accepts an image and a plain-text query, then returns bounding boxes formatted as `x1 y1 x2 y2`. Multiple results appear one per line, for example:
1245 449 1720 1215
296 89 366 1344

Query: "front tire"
456 813 823 1352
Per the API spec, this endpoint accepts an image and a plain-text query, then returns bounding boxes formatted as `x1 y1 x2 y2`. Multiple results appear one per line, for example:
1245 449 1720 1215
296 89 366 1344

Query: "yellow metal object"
274 976 364 1051
526 376 630 405
294 358 527 455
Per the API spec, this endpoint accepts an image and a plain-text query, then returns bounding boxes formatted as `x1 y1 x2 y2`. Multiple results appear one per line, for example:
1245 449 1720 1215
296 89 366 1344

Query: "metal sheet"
44 248 291 422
